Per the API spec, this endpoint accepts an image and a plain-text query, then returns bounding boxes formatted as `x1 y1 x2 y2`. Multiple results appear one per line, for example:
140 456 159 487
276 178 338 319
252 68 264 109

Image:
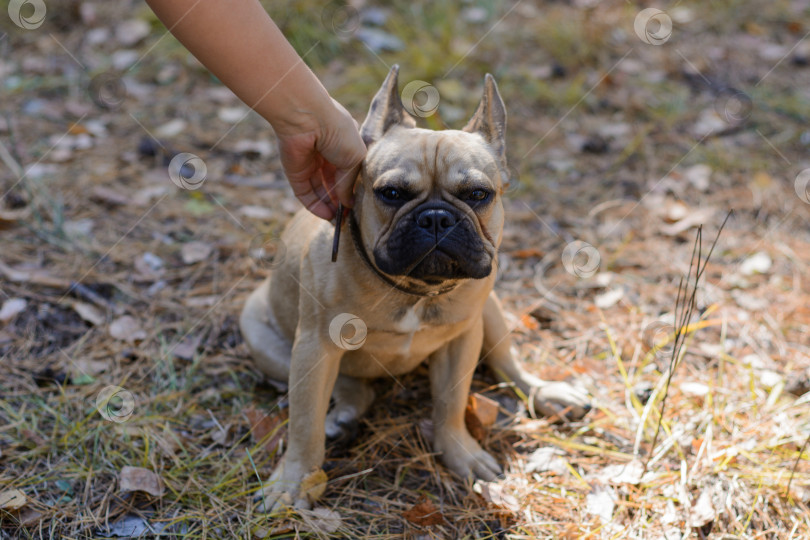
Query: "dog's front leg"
429 317 501 481
257 330 341 513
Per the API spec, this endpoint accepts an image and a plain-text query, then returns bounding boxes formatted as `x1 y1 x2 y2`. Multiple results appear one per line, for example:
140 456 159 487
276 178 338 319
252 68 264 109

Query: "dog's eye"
376 186 411 204
466 189 491 203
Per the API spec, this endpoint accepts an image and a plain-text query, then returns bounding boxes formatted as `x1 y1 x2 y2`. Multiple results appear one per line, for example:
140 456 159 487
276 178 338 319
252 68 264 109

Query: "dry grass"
1 0 809 537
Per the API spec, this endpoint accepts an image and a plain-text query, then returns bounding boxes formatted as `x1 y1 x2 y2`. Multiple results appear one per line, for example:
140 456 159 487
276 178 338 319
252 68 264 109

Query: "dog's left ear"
464 74 508 177
360 64 416 146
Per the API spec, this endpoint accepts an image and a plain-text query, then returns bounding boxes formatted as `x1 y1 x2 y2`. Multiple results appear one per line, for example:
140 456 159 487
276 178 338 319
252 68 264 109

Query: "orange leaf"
510 248 545 259
245 406 287 454
68 123 89 135
521 314 539 331
401 495 447 527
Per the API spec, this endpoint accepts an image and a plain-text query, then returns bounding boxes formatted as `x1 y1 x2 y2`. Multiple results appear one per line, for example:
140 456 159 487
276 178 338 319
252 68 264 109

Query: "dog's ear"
360 64 416 146
464 74 508 174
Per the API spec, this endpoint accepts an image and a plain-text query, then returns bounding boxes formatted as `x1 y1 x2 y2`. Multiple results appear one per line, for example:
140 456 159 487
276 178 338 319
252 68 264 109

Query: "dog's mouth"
372 205 494 282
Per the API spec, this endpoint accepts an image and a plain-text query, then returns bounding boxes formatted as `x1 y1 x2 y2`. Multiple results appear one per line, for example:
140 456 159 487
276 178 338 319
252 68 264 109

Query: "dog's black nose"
416 208 456 234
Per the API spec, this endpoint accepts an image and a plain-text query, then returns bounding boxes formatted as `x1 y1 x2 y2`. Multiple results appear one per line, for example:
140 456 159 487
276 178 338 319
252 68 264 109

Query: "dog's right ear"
360 65 416 146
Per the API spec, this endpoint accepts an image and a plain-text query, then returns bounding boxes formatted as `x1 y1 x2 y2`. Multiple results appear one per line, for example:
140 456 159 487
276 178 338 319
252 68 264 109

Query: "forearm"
145 0 333 135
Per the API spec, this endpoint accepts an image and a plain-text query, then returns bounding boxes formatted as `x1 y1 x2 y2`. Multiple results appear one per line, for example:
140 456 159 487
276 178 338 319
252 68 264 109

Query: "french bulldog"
240 65 590 512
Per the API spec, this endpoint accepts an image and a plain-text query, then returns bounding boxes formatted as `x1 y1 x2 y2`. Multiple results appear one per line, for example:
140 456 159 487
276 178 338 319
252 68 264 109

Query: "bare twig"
786 432 810 498
642 211 731 476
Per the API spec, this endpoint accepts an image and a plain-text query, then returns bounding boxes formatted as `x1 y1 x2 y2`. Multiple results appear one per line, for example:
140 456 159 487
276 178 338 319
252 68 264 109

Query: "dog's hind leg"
325 375 375 441
481 292 591 421
240 278 292 383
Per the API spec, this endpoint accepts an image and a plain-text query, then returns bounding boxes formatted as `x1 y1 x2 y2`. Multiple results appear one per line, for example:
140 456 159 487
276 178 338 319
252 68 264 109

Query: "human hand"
276 100 366 221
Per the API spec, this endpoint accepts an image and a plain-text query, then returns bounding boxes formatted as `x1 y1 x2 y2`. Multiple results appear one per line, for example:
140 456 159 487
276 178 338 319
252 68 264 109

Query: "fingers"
317 101 366 209
276 100 366 219
289 172 337 220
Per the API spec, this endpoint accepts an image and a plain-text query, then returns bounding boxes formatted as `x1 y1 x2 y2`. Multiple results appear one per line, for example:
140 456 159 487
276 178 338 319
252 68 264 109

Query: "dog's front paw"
435 429 501 481
532 381 592 421
254 461 327 514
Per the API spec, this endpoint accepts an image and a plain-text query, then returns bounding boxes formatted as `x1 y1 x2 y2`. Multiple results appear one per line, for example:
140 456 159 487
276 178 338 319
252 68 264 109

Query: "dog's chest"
340 299 468 378
391 305 427 334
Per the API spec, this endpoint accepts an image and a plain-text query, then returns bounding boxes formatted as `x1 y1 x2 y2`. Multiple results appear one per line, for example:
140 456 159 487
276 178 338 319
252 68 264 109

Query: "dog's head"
353 65 508 287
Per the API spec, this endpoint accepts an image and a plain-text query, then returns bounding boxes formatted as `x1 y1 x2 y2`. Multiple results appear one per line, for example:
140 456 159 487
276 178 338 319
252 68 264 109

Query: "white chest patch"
392 306 424 334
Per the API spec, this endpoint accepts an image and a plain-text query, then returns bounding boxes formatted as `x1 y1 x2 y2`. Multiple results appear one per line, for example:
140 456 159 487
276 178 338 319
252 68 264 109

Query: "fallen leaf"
115 19 150 46
595 459 645 485
760 370 783 389
181 241 212 265
510 248 545 259
103 514 164 537
401 495 448 526
355 27 404 53
300 468 328 503
132 183 170 207
154 119 186 138
585 486 616 523
473 480 521 513
70 358 108 376
739 252 772 275
526 447 569 475
299 507 343 535
244 406 287 454
520 313 539 331
218 107 249 123
660 207 716 236
109 316 147 343
91 186 131 207
64 218 94 237
232 139 274 158
111 49 139 71
594 287 624 309
0 261 68 288
464 405 485 441
169 334 201 361
239 205 275 220
681 381 710 397
183 295 219 307
0 489 27 510
119 466 165 497
71 301 105 325
0 206 30 225
0 298 27 322
688 489 716 527
731 290 769 311
467 393 499 428
684 164 712 191
134 252 164 278
15 507 43 526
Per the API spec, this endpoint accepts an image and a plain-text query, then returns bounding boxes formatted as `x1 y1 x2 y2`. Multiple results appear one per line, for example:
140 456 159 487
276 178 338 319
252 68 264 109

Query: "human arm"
145 0 366 219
